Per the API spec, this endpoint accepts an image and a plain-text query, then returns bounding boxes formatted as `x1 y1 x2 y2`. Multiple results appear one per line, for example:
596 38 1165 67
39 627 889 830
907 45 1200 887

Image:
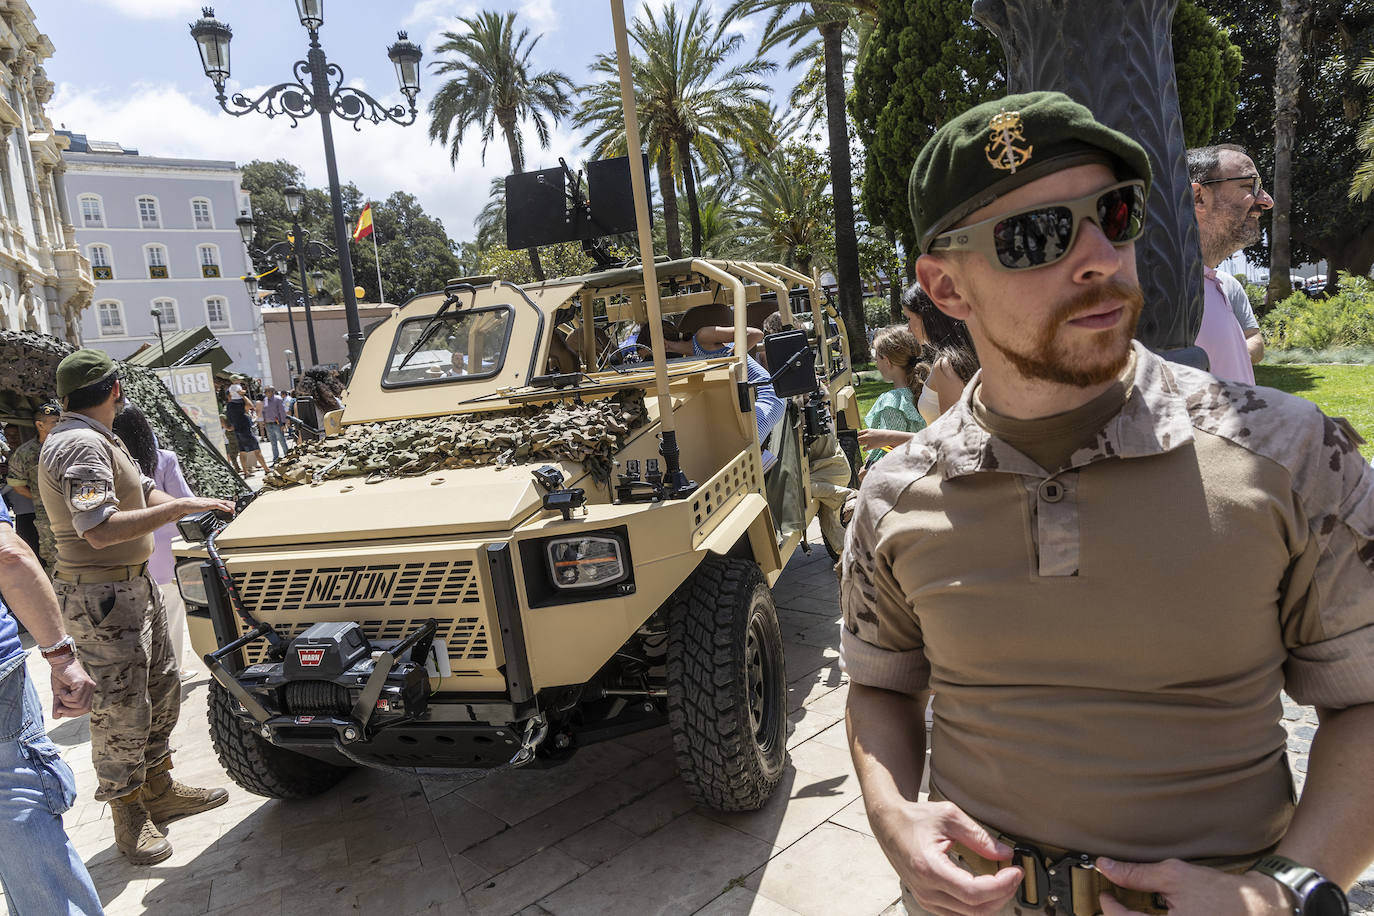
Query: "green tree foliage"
1173 1 1244 146
1351 53 1374 200
239 161 462 307
427 9 575 280
1200 0 1374 275
729 142 834 273
852 0 1240 256
348 191 464 304
576 1 774 259
477 243 598 285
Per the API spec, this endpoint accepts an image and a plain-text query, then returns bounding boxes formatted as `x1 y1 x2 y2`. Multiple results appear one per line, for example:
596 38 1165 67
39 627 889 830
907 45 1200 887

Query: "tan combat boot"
109 790 172 865
141 759 229 824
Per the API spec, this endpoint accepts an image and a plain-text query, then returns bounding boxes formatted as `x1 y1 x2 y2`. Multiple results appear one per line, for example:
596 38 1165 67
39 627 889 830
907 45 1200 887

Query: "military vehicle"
175 143 862 811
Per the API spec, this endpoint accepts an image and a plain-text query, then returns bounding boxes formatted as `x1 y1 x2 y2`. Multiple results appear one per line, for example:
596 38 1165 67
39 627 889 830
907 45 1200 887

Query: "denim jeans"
0 655 104 915
265 421 288 462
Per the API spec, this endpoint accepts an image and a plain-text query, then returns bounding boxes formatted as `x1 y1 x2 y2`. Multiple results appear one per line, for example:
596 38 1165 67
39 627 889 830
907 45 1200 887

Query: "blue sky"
40 0 805 245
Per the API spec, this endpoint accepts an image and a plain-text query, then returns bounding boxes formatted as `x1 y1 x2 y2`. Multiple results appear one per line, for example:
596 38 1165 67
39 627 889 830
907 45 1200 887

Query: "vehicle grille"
229 559 491 668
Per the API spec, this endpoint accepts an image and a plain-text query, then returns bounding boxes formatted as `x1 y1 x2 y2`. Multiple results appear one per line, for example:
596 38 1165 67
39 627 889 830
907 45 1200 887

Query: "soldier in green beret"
841 92 1373 916
38 349 236 865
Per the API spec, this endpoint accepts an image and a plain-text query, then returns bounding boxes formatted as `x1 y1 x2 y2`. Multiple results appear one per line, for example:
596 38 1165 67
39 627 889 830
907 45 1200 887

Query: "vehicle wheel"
666 556 787 811
207 682 352 799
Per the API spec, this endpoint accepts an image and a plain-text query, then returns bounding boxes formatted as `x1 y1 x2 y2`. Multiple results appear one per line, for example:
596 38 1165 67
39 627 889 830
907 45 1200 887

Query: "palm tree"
1267 0 1310 305
1354 53 1374 201
731 146 832 274
576 1 775 259
721 1 878 358
427 10 575 281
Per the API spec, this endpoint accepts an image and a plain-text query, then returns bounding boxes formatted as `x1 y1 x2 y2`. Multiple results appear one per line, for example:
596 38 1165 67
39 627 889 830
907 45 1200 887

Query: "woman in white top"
225 377 268 475
858 282 979 452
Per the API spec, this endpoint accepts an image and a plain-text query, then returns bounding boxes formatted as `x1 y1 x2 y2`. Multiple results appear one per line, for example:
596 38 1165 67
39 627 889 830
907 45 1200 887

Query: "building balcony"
93 265 113 280
148 265 169 279
201 264 220 278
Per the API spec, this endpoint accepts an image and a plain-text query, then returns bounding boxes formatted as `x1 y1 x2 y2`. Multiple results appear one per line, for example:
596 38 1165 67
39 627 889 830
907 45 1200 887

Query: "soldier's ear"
915 254 972 322
1191 181 1207 209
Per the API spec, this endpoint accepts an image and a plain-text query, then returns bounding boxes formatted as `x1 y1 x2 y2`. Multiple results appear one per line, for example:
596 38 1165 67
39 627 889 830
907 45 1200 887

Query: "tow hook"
508 714 548 768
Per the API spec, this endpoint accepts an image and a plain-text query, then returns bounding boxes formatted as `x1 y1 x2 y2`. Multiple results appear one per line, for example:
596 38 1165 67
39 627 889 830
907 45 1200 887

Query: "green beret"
56 348 117 398
909 91 1152 254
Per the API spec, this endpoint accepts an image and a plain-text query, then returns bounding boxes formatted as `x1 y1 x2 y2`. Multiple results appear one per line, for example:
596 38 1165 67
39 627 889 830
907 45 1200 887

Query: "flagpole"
372 227 384 304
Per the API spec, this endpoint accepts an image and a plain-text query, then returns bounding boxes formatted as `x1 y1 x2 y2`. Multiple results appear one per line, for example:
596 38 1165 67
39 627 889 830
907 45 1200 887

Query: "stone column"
972 0 1207 366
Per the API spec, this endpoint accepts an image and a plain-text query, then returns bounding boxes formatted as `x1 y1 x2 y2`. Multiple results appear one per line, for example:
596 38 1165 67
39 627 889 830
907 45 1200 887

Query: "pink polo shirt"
1195 266 1255 384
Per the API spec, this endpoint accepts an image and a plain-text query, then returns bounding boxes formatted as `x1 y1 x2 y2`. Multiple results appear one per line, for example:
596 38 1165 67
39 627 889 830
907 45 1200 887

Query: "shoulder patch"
68 478 110 512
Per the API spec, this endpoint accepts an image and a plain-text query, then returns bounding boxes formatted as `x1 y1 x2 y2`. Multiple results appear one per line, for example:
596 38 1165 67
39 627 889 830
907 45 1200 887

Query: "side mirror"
763 329 818 398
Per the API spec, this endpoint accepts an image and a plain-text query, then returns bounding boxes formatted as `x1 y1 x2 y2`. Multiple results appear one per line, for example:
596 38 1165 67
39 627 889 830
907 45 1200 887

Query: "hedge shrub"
1260 273 1374 350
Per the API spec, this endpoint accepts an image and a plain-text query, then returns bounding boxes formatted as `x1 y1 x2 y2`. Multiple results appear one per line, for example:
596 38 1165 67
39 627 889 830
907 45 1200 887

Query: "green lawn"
1255 364 1374 459
853 365 1374 459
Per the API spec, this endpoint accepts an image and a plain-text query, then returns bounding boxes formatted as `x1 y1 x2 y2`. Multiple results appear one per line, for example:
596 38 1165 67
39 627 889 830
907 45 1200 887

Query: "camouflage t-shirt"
840 341 1374 863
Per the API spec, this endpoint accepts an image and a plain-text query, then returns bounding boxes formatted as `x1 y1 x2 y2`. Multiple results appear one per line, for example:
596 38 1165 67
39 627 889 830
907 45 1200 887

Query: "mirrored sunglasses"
929 180 1148 271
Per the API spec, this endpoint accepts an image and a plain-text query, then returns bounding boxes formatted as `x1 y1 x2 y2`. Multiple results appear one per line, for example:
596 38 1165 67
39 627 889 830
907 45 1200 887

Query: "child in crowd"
860 325 927 474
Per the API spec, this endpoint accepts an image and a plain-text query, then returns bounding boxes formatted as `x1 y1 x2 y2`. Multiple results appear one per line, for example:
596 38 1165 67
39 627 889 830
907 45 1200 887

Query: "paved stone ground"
5 523 1372 915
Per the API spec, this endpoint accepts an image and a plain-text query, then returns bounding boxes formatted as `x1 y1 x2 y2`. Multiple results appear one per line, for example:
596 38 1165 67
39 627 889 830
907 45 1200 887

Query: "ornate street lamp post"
190 3 421 367
237 208 333 366
151 306 168 368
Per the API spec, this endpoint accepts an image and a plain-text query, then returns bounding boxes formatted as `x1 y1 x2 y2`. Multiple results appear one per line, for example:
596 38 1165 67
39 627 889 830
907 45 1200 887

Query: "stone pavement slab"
2 521 1370 915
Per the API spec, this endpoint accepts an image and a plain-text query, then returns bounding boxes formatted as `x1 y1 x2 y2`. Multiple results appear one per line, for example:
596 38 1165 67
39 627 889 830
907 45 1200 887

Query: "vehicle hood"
214 461 585 548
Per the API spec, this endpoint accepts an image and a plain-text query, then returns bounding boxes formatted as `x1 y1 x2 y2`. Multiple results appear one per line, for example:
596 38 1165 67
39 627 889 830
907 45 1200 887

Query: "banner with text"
154 363 224 456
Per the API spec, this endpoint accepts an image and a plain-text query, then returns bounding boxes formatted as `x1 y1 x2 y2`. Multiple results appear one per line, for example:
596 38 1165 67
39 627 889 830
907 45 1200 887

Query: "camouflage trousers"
807 434 856 551
55 574 181 802
34 506 55 572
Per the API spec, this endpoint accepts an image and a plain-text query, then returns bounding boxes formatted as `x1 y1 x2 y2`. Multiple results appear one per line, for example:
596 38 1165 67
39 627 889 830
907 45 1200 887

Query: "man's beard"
987 279 1145 387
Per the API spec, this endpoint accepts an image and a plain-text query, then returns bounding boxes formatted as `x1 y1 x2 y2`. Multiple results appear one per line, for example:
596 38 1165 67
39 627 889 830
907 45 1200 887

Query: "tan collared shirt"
840 341 1374 862
38 412 155 574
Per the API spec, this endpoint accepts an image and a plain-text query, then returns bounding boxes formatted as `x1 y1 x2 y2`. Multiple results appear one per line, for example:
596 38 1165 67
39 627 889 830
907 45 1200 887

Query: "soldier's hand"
871 799 1022 916
1096 857 1294 915
180 497 236 517
48 653 95 718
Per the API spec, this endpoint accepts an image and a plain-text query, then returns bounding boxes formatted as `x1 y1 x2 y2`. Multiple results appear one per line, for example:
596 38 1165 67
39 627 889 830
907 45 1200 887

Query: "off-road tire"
666 556 787 811
207 682 352 799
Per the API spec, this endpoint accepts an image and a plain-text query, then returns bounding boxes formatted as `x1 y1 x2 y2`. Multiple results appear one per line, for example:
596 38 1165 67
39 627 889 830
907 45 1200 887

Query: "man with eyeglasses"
841 91 1373 916
1189 144 1272 381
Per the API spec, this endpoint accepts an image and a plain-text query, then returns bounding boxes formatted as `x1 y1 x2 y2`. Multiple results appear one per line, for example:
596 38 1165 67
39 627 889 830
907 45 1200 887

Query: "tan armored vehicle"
175 257 860 811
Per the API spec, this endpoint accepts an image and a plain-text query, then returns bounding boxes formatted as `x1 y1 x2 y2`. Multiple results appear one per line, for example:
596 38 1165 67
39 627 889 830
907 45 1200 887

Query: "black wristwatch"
1249 855 1349 916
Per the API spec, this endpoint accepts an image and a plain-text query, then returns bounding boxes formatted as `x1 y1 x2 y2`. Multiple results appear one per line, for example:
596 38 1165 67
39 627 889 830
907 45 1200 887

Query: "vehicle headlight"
545 535 628 589
175 560 209 606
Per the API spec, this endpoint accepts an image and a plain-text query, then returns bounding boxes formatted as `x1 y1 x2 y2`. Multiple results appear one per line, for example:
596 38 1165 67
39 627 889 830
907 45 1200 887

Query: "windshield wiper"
395 283 474 372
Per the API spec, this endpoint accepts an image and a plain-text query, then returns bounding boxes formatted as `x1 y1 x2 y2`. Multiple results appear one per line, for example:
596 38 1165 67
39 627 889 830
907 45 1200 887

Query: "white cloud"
518 0 557 33
92 0 201 19
49 79 588 243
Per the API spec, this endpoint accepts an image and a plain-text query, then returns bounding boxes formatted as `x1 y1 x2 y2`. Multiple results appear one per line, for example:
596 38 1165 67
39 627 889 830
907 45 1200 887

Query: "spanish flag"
352 203 374 242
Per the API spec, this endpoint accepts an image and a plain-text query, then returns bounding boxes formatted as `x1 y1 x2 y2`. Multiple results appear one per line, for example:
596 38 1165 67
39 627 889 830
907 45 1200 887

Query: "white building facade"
0 2 93 340
59 135 267 378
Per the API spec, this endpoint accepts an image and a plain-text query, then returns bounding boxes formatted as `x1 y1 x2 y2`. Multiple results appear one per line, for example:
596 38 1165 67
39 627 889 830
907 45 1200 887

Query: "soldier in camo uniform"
7 403 61 572
842 92 1374 916
39 350 235 865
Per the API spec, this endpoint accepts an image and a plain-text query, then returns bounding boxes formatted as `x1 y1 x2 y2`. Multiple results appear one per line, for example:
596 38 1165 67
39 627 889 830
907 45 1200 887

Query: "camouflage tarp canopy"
0 330 247 501
265 390 647 489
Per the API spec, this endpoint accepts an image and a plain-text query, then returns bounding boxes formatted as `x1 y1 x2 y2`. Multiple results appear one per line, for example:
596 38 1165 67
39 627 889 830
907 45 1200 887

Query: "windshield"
382 305 514 388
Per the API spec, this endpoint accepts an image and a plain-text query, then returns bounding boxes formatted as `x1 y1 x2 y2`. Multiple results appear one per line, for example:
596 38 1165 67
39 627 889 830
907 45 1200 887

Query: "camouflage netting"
0 331 248 501
264 389 648 489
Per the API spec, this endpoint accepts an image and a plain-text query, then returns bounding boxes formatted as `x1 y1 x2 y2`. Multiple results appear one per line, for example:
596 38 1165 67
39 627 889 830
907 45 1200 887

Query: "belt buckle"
1016 844 1096 916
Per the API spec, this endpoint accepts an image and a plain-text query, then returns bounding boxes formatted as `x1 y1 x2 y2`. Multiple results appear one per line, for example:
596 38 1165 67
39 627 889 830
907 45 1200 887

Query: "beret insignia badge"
985 109 1032 173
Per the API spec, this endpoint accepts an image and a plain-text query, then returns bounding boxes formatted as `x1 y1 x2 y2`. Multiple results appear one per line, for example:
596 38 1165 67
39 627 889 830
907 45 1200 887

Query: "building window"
205 296 229 329
79 195 104 228
88 244 114 280
146 244 169 279
137 196 160 229
191 197 213 229
96 300 124 337
151 298 179 333
198 244 221 278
